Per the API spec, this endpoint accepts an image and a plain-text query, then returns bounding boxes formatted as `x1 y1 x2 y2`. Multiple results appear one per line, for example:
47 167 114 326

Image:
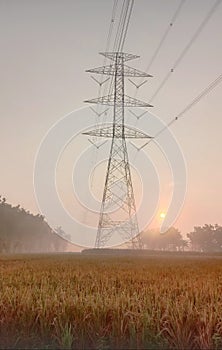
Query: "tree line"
0 197 221 253
141 225 222 252
0 196 68 253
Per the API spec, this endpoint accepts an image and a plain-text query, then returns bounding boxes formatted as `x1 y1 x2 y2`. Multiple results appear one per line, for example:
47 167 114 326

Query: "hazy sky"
0 0 222 242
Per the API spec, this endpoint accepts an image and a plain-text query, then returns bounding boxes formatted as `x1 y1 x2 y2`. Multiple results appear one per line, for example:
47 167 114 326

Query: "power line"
107 0 135 97
137 73 222 151
131 0 186 102
88 0 135 193
114 0 129 52
105 0 119 53
142 0 186 78
100 0 130 126
149 0 222 103
130 0 186 131
97 0 119 95
119 0 134 52
106 0 128 96
92 0 135 142
176 73 222 118
90 0 119 120
87 0 119 196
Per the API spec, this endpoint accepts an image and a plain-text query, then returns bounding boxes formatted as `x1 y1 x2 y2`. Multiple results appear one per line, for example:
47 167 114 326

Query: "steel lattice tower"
84 52 153 248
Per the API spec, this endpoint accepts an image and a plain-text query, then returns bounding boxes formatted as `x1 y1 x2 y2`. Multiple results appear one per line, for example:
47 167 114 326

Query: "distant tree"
53 227 71 251
162 227 188 251
141 227 187 251
213 224 222 250
55 226 71 241
0 197 69 253
187 224 222 252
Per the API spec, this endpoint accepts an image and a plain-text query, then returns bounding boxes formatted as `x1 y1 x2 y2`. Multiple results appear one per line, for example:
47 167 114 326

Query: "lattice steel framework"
84 52 153 248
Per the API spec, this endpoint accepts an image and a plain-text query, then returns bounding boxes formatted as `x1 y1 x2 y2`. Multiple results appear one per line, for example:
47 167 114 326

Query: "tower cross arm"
83 125 153 139
84 95 153 107
125 65 153 77
99 52 140 62
86 65 152 77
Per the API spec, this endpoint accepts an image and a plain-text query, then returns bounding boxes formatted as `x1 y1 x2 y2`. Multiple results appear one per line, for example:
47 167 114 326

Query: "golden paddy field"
1 253 222 349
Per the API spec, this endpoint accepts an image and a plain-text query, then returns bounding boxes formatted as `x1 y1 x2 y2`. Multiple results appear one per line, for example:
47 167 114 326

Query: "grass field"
1 253 222 349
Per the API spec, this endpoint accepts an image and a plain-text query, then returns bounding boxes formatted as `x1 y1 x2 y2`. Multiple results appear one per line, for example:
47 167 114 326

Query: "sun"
160 212 166 219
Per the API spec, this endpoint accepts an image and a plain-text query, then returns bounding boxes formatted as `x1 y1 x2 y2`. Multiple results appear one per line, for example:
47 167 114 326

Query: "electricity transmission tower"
84 52 153 248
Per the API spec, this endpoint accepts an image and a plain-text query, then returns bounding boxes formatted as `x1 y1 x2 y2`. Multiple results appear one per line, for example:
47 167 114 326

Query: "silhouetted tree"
141 227 187 251
187 224 222 252
55 226 71 241
0 197 68 253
